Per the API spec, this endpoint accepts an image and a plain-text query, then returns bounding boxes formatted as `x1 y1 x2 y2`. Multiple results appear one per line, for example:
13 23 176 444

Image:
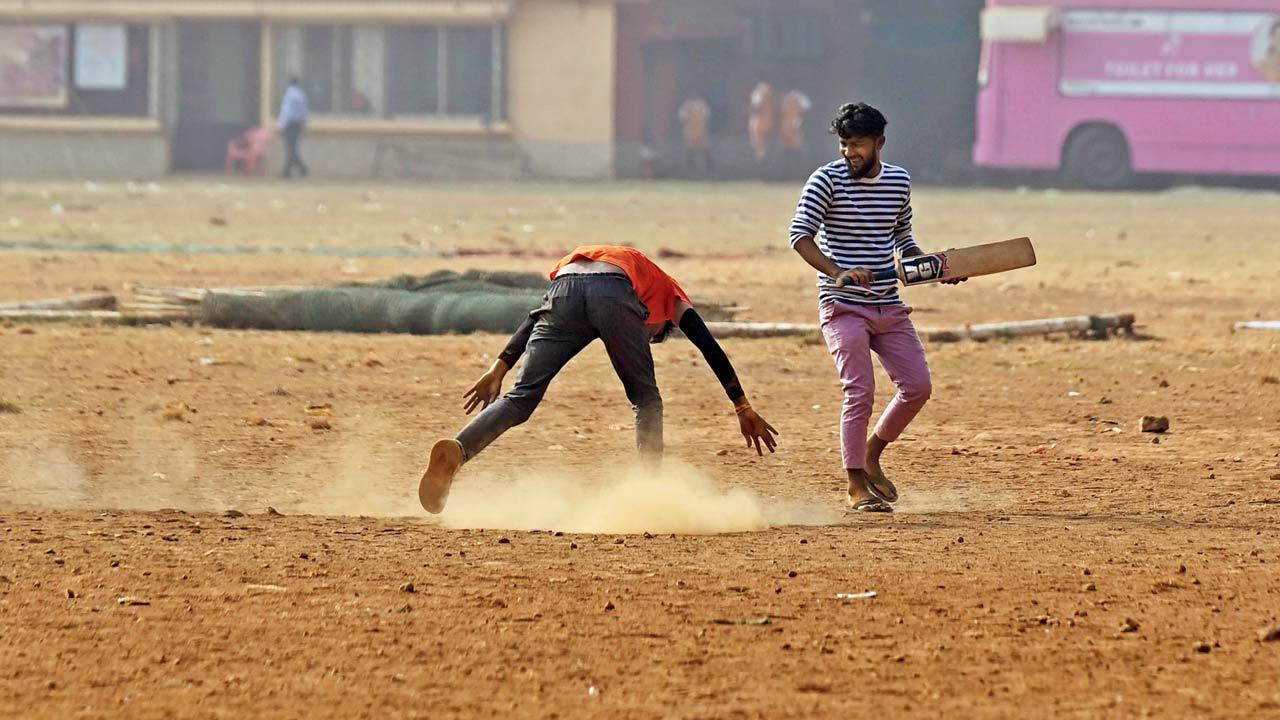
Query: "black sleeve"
678 309 746 403
497 315 536 368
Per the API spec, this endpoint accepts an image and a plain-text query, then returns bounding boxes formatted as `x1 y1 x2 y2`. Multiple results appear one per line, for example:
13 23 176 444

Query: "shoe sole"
419 439 462 514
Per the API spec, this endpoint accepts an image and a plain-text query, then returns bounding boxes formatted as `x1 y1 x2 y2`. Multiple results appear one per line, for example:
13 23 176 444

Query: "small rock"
497 537 510 545
787 570 798 578
223 509 245 518
1083 583 1096 592
643 532 654 539
1120 617 1140 633
308 417 332 431
1140 416 1169 433
270 386 290 396
1158 379 1169 388
569 543 578 550
117 596 150 606
1098 397 1113 405
65 589 77 599
715 449 729 456
265 507 283 517
604 601 615 611
1193 641 1211 654
399 582 415 593
17 325 35 335
397 603 412 613
1257 625 1280 642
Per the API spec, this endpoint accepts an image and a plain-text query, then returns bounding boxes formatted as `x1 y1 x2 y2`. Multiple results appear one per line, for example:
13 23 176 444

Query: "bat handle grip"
871 268 898 282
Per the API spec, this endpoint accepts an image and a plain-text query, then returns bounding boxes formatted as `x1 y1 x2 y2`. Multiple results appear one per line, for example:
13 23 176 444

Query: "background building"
0 0 984 180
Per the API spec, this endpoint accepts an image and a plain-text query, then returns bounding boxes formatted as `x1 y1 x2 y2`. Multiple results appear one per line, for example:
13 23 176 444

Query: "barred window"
273 23 504 120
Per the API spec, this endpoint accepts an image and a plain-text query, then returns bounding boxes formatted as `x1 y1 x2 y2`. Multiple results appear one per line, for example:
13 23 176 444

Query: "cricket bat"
870 237 1036 286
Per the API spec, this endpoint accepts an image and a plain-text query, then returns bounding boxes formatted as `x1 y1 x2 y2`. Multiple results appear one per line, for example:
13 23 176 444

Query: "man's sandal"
848 497 893 513
867 472 899 503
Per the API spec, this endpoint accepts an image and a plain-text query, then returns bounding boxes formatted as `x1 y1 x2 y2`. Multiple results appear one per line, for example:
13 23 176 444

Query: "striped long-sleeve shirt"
788 160 920 306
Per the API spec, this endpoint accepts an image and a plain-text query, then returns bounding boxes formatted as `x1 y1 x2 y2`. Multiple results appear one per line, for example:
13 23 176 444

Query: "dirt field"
2 180 1279 718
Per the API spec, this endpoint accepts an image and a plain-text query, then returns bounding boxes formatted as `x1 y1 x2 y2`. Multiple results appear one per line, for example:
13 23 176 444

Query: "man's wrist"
733 397 752 414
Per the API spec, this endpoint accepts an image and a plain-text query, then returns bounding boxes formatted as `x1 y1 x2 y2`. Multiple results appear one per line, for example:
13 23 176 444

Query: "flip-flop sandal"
848 497 894 513
867 472 899 503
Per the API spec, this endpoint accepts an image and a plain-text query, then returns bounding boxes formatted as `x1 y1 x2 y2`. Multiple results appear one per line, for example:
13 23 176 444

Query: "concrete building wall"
507 0 616 179
0 125 169 179
272 129 523 180
0 0 623 180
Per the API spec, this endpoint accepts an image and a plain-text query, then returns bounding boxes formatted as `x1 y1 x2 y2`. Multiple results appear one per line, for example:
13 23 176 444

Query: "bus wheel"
1062 125 1132 190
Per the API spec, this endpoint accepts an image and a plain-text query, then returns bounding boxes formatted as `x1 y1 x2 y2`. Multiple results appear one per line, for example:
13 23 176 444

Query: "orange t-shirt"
549 245 692 326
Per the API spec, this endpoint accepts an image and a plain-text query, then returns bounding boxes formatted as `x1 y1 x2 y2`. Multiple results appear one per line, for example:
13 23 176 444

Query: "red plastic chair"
225 127 273 175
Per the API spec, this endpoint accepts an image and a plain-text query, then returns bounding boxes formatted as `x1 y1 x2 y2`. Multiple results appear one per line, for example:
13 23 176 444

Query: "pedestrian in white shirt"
278 77 310 178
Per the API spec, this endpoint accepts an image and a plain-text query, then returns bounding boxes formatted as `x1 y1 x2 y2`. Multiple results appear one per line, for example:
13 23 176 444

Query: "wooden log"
118 302 198 312
127 284 207 303
0 309 188 324
703 314 1136 342
0 309 122 320
702 322 821 339
1234 321 1280 331
0 292 117 311
963 314 1135 341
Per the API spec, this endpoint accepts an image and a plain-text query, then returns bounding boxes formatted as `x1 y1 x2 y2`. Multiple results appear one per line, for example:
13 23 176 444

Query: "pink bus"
974 0 1280 188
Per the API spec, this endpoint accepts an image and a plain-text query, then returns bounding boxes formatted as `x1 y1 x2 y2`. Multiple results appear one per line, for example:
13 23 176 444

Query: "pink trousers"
819 302 932 470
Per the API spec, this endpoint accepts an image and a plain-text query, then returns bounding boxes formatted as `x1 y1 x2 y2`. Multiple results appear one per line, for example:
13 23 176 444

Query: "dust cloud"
441 461 841 534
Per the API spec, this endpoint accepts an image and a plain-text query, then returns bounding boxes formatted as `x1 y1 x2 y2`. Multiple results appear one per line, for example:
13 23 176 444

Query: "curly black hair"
829 102 887 139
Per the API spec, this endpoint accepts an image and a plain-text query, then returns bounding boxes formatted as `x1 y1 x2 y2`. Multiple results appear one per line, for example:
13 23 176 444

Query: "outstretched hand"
462 369 505 415
737 408 779 456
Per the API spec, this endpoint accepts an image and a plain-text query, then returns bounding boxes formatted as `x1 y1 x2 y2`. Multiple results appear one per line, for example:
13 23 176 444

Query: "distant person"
677 96 713 178
748 82 776 168
1256 20 1280 81
779 89 813 173
278 77 309 178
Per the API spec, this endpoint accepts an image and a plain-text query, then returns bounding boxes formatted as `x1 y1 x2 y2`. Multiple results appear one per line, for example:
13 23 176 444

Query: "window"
0 23 152 116
385 27 439 115
750 12 825 59
273 23 504 120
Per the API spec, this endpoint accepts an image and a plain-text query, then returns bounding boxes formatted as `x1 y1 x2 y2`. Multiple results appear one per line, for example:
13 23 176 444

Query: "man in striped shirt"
789 102 962 513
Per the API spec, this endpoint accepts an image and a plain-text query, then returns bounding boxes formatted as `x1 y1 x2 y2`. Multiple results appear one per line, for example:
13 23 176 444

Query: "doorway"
172 21 261 171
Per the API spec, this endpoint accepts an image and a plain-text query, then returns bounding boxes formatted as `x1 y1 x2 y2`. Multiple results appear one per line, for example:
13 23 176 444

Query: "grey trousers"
455 274 663 462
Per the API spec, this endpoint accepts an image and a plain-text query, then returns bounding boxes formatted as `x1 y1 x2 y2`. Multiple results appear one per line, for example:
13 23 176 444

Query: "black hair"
829 102 887 139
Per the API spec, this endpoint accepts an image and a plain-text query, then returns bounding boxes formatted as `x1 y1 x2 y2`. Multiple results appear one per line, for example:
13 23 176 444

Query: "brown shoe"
419 439 463 514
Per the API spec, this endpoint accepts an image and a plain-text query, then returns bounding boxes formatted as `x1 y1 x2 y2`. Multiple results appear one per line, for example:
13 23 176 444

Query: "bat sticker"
901 253 949 284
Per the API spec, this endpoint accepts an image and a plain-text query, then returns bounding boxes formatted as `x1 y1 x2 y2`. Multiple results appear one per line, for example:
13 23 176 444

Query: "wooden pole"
0 293 117 311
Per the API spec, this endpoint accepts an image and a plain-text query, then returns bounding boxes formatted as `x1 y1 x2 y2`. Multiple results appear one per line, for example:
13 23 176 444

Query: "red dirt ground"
2 182 1279 718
